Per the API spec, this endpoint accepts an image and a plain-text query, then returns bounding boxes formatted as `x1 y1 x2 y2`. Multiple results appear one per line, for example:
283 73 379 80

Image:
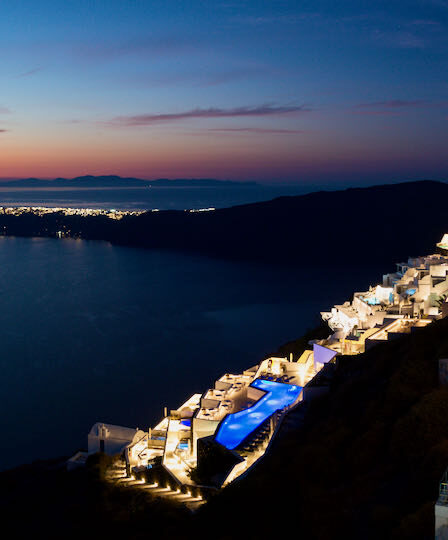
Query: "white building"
88 423 142 455
321 235 448 352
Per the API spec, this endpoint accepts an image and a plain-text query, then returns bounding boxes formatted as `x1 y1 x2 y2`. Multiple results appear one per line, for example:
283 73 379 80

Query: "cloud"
351 100 448 115
408 19 442 27
351 110 402 117
15 67 43 78
206 127 305 134
372 29 427 49
0 106 11 114
351 100 429 116
356 100 428 108
370 15 447 50
0 129 9 133
107 104 310 127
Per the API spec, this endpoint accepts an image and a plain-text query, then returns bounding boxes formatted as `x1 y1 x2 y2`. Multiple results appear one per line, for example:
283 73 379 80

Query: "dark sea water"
0 235 375 471
0 184 320 210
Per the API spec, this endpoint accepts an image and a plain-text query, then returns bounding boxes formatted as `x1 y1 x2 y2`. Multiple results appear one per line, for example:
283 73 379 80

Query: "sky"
0 0 447 185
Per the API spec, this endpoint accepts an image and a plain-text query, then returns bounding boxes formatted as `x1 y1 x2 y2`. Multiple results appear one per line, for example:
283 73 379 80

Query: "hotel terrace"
69 234 448 504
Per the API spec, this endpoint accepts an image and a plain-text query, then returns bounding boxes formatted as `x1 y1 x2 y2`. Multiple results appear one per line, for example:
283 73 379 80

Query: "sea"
0 185 383 470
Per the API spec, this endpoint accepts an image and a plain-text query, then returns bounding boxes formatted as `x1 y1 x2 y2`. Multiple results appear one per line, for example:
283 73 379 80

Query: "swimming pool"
215 379 302 450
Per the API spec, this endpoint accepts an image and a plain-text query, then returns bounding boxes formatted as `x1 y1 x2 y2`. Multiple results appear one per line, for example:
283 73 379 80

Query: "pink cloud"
107 104 310 127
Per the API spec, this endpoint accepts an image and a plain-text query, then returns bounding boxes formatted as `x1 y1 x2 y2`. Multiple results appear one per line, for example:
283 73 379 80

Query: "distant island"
0 175 258 189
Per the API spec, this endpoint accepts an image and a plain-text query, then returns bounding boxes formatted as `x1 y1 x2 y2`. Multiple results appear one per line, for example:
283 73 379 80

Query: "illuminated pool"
215 379 302 450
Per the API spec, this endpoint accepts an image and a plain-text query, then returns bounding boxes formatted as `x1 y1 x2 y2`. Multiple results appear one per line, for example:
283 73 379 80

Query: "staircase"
104 458 205 512
237 410 283 458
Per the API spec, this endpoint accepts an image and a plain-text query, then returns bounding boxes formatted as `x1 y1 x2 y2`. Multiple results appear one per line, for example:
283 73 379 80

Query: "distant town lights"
0 206 144 220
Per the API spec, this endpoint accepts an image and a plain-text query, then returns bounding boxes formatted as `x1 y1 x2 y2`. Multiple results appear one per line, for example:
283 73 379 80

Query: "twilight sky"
0 0 447 185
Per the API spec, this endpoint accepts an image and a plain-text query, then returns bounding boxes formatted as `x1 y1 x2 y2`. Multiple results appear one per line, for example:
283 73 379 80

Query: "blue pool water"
215 379 302 450
362 296 380 305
